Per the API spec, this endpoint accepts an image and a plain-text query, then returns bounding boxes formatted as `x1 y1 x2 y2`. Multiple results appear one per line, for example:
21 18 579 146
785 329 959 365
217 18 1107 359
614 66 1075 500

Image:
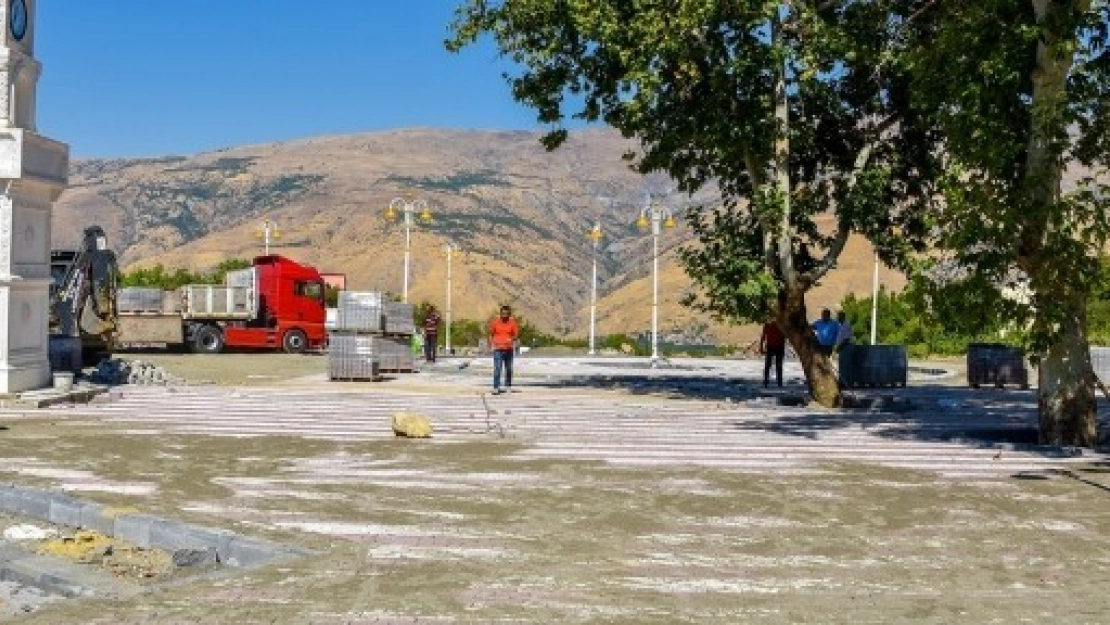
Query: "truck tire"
193 325 224 354
283 329 308 354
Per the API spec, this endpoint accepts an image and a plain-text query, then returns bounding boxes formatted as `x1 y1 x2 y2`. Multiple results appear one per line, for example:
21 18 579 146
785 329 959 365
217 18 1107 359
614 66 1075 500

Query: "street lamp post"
870 251 879 345
443 242 459 354
588 221 602 355
257 219 280 255
637 196 676 364
385 196 432 303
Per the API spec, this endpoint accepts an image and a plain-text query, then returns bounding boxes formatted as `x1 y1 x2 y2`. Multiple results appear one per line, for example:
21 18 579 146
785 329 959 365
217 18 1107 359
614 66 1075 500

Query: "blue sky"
34 1 540 158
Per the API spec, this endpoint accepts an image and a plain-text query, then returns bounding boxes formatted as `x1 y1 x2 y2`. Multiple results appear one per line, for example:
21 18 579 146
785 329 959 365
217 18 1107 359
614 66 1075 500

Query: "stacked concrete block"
327 291 416 377
376 335 415 373
382 301 415 335
335 291 383 332
327 334 381 381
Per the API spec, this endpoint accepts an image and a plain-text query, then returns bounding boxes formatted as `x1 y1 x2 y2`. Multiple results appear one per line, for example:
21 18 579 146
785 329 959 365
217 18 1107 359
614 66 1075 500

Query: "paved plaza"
0 355 1107 623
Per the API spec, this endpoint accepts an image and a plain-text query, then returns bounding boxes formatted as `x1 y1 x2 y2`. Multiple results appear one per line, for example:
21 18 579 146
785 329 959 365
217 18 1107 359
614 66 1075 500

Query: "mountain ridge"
51 127 905 345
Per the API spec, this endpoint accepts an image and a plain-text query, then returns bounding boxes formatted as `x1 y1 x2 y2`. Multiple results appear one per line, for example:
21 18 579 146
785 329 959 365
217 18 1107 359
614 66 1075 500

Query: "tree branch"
799 140 878 286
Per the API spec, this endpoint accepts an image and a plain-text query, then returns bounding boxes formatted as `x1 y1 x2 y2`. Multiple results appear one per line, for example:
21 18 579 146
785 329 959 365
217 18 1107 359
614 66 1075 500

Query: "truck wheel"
283 329 308 354
193 326 224 354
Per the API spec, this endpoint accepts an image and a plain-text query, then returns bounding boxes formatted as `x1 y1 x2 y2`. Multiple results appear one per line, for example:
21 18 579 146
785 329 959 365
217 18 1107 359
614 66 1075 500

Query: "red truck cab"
220 255 327 353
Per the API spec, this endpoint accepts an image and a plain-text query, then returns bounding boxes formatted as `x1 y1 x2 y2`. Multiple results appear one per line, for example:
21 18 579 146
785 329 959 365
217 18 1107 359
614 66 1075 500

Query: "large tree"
448 1 934 407
905 0 1110 445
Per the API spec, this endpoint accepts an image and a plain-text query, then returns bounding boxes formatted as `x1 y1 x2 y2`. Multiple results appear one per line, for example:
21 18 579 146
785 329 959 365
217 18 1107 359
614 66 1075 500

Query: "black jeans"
424 334 437 362
764 346 784 387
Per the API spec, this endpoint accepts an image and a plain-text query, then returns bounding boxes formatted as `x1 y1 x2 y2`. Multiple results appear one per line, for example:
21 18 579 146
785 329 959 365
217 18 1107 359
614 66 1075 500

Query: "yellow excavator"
49 226 120 364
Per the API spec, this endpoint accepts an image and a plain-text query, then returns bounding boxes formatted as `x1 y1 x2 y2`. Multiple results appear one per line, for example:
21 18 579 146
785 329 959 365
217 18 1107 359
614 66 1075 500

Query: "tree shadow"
727 383 1110 459
525 360 807 402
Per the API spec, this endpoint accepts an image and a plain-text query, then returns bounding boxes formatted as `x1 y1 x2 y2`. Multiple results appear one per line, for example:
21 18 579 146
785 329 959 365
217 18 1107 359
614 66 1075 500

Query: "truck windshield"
296 281 324 301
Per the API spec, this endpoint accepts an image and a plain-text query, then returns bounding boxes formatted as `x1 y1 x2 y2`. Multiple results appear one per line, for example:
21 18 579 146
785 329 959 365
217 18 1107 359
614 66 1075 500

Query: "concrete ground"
0 352 1107 623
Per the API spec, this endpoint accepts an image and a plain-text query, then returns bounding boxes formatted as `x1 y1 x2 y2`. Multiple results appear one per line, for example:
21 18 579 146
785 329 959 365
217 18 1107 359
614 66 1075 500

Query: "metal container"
48 336 83 374
181 285 255 318
224 268 256 289
967 343 1029 389
117 287 165 313
838 344 908 388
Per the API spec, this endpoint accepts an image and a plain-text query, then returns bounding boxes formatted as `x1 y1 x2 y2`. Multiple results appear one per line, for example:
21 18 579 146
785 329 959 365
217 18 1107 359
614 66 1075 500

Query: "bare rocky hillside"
52 128 903 344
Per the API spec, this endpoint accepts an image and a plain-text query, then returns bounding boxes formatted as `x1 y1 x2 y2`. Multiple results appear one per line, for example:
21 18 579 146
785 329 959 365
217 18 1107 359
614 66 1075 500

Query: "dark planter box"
967 343 1028 389
838 345 908 388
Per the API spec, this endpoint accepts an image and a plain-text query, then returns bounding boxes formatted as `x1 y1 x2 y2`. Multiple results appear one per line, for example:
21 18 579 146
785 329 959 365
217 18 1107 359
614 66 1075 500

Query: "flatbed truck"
117 255 327 354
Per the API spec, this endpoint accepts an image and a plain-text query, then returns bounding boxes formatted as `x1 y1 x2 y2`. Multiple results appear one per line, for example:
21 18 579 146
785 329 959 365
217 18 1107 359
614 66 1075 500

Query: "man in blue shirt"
812 308 840 357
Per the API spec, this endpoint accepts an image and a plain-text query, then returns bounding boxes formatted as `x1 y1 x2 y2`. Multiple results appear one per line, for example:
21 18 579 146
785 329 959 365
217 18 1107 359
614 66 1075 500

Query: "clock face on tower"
9 0 26 41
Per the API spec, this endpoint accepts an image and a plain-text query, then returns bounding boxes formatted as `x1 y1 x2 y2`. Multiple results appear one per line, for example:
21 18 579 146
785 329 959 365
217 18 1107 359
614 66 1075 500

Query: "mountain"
51 128 904 345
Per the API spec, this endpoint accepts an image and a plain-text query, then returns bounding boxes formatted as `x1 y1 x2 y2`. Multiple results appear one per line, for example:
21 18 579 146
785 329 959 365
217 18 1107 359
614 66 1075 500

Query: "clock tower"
0 0 69 393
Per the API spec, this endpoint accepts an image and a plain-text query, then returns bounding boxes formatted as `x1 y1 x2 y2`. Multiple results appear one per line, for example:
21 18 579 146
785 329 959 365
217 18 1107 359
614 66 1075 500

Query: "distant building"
321 273 347 291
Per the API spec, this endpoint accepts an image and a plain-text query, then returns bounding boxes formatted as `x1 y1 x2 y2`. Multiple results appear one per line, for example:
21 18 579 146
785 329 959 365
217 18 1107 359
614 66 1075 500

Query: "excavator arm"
50 226 120 350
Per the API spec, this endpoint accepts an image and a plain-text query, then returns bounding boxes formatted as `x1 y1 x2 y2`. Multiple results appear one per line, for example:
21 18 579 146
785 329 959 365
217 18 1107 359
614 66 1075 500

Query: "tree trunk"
777 288 841 407
1021 0 1096 446
1037 297 1098 446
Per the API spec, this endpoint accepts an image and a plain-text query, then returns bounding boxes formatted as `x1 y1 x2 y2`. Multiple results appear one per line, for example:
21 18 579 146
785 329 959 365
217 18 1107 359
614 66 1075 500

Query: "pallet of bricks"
327 291 415 380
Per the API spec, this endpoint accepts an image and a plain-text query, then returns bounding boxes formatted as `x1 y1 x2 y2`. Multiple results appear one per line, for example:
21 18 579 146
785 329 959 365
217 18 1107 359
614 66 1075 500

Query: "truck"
116 255 328 354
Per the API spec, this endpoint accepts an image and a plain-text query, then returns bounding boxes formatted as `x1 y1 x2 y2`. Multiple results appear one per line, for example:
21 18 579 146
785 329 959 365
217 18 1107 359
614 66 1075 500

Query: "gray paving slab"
0 356 1103 623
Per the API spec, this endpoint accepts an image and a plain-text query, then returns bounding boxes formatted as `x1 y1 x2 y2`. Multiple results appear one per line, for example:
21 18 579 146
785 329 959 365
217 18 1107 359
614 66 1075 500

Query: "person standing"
488 305 520 394
759 318 787 388
835 310 854 352
423 306 442 363
812 308 840 357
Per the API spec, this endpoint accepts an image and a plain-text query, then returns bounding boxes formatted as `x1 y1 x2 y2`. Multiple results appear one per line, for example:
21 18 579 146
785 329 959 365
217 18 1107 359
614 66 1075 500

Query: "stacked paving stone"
89 359 188 386
328 292 415 379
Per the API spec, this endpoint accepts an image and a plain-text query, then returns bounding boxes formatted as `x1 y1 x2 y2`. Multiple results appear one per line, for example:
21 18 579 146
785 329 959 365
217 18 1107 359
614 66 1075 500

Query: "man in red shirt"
760 318 787 388
488 305 520 394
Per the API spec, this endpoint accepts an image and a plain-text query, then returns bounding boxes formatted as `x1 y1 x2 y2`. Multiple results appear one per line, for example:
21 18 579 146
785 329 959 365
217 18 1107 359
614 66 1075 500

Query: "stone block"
47 496 84 527
113 514 160 548
224 537 286 568
77 503 116 535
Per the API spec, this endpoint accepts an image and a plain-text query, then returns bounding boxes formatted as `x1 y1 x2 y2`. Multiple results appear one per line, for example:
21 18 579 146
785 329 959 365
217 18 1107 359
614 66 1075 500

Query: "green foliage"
448 1 934 331
902 3 1110 353
121 259 252 290
599 333 649 357
449 319 486 348
839 286 1023 357
211 258 252 282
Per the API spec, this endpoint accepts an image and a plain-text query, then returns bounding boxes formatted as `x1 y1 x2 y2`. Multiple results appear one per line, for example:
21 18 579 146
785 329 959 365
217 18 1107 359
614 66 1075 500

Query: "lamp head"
385 205 397 220
663 215 677 229
419 208 433 224
637 214 650 229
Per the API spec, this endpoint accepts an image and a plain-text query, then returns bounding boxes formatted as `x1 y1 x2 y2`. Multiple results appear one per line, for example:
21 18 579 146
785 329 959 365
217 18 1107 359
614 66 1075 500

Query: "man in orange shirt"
488 305 520 394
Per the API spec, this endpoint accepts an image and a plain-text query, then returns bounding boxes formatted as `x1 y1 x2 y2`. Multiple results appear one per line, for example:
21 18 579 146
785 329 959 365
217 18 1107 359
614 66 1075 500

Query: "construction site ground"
0 351 1108 623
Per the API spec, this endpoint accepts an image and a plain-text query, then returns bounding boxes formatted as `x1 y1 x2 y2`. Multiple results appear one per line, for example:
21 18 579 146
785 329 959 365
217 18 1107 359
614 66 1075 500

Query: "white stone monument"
0 0 68 393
